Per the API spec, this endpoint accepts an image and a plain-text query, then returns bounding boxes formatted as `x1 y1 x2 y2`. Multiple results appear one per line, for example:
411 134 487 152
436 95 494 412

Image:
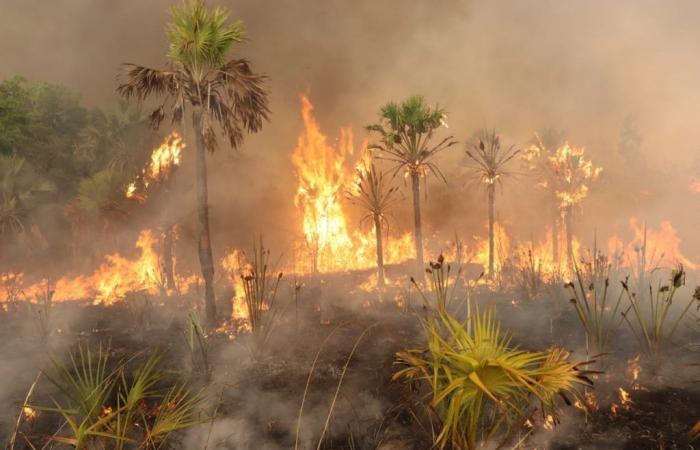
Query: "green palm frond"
118 0 269 153
167 1 245 78
394 306 594 449
367 95 456 182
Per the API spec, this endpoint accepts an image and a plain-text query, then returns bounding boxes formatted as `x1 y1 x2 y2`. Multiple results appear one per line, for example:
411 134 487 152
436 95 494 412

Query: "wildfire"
221 249 252 325
290 96 413 274
627 355 642 389
126 132 184 201
525 141 602 212
618 387 632 408
1 229 194 305
608 218 697 273
22 406 37 420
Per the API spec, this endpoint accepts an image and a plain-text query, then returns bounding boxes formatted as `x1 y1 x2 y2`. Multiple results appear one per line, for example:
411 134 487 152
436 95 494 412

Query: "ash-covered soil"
1 270 699 449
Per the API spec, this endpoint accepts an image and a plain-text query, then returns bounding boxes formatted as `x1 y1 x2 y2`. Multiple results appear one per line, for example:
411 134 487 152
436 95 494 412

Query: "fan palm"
347 160 400 287
72 169 131 233
366 96 456 274
394 307 595 449
117 0 270 328
0 155 54 237
465 130 519 277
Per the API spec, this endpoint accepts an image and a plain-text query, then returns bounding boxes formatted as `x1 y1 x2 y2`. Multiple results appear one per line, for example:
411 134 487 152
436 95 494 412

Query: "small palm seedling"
347 159 401 288
566 264 627 357
34 343 209 449
620 265 700 361
367 96 457 273
40 342 118 448
393 307 595 450
465 129 520 277
143 384 208 448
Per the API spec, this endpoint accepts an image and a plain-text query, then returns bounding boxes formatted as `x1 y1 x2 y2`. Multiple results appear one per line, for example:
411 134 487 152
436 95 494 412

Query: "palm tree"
347 160 400 287
117 1 269 328
366 96 456 274
524 129 566 263
0 155 54 237
524 133 601 269
69 169 132 263
465 130 519 277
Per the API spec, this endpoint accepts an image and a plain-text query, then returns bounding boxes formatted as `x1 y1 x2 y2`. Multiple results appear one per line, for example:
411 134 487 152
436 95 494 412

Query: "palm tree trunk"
162 224 177 293
552 205 559 265
374 213 385 288
487 183 495 277
565 205 573 269
192 109 217 329
410 172 424 275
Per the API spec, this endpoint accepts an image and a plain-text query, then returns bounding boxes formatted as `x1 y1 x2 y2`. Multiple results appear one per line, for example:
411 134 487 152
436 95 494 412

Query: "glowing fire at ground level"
1 99 697 313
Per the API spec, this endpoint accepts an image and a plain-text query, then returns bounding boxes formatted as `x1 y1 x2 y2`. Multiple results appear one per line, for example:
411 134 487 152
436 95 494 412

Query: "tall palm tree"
117 1 269 328
465 130 519 277
366 96 456 274
524 129 566 263
347 160 400 287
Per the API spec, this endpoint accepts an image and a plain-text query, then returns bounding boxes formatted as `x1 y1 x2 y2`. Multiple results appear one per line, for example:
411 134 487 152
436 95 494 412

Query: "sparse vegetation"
621 265 700 361
33 343 208 449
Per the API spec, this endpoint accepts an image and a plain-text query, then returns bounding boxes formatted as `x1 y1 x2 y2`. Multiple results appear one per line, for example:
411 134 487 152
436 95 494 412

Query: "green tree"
118 0 270 328
465 129 519 277
366 96 456 274
0 155 54 238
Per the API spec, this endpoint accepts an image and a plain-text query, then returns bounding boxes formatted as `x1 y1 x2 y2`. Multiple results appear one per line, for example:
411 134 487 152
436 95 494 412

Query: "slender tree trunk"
410 172 424 275
192 109 217 329
374 213 385 288
487 183 495 277
552 205 559 265
565 205 573 268
162 224 177 293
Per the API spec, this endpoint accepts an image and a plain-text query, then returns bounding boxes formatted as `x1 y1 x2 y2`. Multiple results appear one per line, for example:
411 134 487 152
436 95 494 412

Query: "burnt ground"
1 268 700 449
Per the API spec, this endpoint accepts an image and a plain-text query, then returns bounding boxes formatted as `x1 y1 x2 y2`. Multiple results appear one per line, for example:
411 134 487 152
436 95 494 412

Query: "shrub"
393 308 594 450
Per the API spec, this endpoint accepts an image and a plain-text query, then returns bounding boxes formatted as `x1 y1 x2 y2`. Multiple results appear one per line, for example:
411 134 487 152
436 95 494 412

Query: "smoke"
3 0 700 262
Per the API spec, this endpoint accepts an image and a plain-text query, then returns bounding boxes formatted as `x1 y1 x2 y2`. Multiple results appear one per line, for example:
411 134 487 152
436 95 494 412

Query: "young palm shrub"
347 160 400 288
118 0 270 329
40 343 119 448
235 239 284 353
621 265 700 361
566 264 627 357
35 343 208 449
393 307 594 450
366 96 456 274
465 129 520 277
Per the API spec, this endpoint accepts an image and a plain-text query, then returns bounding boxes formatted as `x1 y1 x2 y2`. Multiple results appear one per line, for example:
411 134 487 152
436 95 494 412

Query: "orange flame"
1 229 194 304
290 96 413 274
126 132 184 202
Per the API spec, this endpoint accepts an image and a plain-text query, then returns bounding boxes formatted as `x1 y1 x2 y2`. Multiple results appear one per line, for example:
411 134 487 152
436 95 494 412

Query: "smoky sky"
3 0 700 259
